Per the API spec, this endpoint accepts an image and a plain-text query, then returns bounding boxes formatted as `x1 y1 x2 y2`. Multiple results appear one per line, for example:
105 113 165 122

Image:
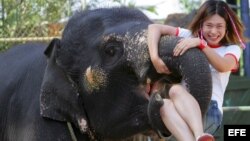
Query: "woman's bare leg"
168 84 204 139
160 99 195 141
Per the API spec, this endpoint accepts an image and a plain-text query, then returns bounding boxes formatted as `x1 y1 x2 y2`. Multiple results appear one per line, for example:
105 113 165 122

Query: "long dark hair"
188 0 247 48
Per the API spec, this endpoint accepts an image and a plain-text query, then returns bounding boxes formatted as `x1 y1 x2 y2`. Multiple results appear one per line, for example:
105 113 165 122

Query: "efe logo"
228 129 246 136
224 125 249 141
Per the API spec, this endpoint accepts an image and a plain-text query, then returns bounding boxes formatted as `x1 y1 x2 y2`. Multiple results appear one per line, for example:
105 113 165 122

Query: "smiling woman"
147 0 247 141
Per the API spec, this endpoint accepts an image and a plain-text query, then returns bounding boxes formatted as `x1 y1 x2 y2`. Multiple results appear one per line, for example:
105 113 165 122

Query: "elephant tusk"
86 67 94 84
146 78 151 94
67 122 78 141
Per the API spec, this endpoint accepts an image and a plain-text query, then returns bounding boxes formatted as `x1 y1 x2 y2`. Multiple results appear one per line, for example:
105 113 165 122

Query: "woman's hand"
147 24 177 75
151 57 171 74
173 38 200 56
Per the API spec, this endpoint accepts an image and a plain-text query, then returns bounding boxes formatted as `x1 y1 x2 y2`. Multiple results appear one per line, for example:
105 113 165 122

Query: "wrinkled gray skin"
0 7 212 141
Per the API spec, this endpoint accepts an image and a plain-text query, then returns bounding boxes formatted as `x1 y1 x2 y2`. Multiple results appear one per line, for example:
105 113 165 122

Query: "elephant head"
40 7 212 140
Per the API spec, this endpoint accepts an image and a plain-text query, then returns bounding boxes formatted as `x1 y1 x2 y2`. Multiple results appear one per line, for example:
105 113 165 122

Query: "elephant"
0 7 212 141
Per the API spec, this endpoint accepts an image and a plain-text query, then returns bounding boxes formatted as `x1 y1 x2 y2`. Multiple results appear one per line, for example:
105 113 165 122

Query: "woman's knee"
168 84 185 99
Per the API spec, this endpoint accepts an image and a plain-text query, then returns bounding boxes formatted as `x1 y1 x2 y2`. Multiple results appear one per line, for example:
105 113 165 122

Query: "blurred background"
0 0 250 141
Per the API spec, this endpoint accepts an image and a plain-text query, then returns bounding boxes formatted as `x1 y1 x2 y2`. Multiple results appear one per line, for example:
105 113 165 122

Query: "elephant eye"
102 41 123 66
105 46 115 56
104 42 123 57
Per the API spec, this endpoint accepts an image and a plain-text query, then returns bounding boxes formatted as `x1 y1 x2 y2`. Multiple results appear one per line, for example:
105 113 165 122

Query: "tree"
179 0 201 13
0 0 71 38
0 0 156 51
86 0 157 15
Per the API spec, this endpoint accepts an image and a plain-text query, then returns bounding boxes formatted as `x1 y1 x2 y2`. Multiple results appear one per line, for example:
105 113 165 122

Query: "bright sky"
84 0 185 20
134 0 184 19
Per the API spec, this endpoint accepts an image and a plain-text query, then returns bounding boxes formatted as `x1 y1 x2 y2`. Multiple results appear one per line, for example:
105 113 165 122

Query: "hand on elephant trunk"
151 56 172 75
173 38 200 56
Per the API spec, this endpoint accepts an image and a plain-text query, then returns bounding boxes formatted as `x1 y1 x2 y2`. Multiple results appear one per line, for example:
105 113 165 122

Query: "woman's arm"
173 38 240 72
147 24 177 74
202 46 239 72
147 24 238 73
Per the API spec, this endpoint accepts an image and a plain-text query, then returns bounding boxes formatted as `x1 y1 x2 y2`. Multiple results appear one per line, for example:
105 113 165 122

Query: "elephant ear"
40 38 88 131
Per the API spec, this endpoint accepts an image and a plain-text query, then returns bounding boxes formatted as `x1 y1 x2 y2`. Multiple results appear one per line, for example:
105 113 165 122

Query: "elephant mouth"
142 77 171 99
138 78 154 99
138 77 172 136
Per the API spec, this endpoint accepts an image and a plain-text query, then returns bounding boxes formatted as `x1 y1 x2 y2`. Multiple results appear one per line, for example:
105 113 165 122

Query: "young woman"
147 0 247 141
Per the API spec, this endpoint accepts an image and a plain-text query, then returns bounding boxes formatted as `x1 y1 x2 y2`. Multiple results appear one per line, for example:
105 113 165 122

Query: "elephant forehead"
103 30 150 63
125 30 149 61
124 30 150 72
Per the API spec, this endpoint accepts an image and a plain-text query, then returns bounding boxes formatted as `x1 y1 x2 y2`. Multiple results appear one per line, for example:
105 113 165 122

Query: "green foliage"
0 0 72 51
0 0 156 51
86 0 157 14
179 0 201 13
1 0 156 38
0 0 71 38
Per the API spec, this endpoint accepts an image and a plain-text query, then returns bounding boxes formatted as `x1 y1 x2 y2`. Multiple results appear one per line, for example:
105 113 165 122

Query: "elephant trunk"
157 35 212 116
147 35 212 137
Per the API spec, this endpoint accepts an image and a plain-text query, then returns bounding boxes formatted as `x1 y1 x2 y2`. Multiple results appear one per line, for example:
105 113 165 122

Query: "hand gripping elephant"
0 7 212 141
